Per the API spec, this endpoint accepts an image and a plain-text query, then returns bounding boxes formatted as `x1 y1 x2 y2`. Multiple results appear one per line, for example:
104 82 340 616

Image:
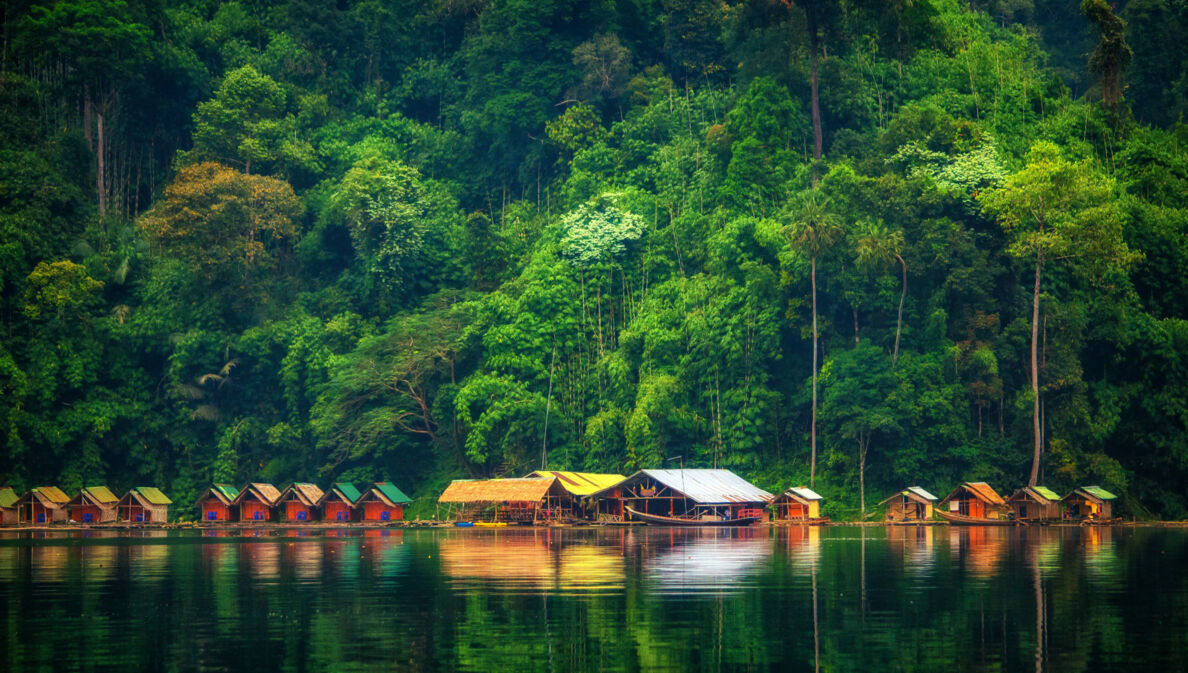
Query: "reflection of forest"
0 528 1184 673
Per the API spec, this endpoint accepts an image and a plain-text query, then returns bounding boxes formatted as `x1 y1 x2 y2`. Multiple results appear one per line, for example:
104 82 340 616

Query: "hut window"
336 511 345 521
207 510 217 521
381 511 390 521
83 513 93 523
297 511 307 521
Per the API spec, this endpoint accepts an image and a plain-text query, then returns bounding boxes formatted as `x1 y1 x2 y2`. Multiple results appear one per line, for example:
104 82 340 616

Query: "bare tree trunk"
893 254 906 366
97 108 106 219
859 433 867 516
1029 252 1042 486
808 5 823 177
810 254 819 487
83 86 93 151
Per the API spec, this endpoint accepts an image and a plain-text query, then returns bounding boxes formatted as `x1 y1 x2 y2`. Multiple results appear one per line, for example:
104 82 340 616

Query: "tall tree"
982 142 1136 486
854 220 908 366
783 190 844 487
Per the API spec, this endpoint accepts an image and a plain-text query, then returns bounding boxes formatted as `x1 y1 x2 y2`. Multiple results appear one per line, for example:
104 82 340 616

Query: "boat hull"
937 510 1016 525
625 506 761 527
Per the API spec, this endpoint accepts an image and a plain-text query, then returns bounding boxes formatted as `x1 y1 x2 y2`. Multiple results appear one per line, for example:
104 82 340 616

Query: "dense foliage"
2 0 1187 519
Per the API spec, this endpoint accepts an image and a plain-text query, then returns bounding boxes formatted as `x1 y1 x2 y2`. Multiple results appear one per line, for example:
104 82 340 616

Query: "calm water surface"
0 526 1185 672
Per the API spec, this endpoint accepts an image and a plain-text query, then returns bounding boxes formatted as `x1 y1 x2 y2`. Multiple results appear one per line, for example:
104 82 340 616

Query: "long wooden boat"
625 506 761 527
937 510 1016 526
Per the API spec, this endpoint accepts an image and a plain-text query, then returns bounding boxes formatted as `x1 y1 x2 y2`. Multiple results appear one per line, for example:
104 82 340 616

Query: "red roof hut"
17 487 70 524
118 487 172 522
68 486 120 523
197 484 241 521
318 483 363 522
277 483 324 522
938 482 1007 521
358 482 412 522
233 483 281 522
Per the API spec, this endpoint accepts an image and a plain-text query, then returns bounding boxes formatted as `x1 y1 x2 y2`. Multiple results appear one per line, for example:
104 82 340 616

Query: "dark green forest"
1 0 1186 519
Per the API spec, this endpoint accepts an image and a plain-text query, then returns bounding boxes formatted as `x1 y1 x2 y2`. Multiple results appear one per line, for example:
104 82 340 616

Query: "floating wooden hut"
197 484 241 521
438 478 572 523
879 486 938 522
1061 486 1117 520
771 487 824 521
318 482 363 522
16 487 70 524
526 471 626 518
1005 486 1062 521
938 482 1008 521
68 486 120 523
588 469 772 523
277 483 324 522
118 487 172 522
358 482 412 521
0 487 18 525
233 483 281 521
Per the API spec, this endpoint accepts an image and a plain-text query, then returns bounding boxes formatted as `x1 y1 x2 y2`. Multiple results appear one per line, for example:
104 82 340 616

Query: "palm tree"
782 190 844 487
854 220 908 366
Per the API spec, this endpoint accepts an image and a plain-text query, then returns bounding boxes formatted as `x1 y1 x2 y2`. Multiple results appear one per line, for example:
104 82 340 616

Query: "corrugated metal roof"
0 487 17 509
33 486 70 505
282 483 324 506
1077 485 1117 501
321 482 363 505
372 482 411 505
787 487 822 501
82 486 119 504
907 486 938 501
439 478 556 504
134 487 172 505
234 483 280 506
1030 486 1061 502
597 469 773 504
527 471 626 497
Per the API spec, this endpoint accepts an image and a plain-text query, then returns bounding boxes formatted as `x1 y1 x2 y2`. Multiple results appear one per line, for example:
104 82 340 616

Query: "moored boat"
937 510 1017 526
625 506 760 527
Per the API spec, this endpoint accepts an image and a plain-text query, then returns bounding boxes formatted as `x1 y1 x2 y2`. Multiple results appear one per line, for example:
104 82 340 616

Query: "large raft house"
770 487 825 522
1061 486 1117 520
938 482 1009 520
588 469 772 523
1005 486 1062 521
68 486 120 523
438 477 575 523
879 486 938 523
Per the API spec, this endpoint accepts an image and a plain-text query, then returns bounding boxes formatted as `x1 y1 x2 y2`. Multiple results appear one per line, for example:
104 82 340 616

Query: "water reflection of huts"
438 529 626 591
949 526 1008 578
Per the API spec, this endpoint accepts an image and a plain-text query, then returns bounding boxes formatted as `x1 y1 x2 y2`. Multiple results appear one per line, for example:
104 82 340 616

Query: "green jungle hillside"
2 0 1187 520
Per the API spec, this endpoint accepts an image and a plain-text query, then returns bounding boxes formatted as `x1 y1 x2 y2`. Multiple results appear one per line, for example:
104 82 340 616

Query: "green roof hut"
197 484 241 521
358 482 412 522
68 486 120 523
17 487 70 524
318 483 363 522
0 487 19 525
119 487 172 523
1061 486 1117 521
1006 486 1062 521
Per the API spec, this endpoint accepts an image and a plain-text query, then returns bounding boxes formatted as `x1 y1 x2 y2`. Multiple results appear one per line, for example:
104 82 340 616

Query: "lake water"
0 525 1184 672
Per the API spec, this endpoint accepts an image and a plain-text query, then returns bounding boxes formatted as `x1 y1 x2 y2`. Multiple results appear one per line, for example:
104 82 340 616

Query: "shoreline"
3 519 1187 533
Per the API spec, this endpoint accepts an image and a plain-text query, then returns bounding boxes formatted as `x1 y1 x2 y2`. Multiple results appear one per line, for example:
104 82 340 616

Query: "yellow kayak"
474 522 507 528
